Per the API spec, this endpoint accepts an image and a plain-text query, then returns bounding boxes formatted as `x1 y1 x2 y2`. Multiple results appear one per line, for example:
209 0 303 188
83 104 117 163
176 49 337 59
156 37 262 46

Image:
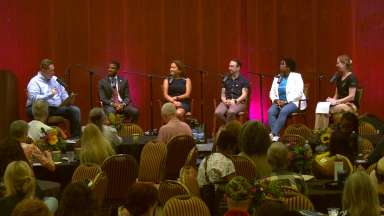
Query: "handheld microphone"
168 75 174 84
330 72 339 83
56 77 68 88
276 74 282 84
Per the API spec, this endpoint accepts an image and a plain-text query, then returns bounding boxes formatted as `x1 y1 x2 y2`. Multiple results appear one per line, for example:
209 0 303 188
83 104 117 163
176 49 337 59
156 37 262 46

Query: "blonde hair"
4 161 35 198
337 54 353 71
267 142 289 170
32 100 49 121
342 171 379 216
80 123 115 165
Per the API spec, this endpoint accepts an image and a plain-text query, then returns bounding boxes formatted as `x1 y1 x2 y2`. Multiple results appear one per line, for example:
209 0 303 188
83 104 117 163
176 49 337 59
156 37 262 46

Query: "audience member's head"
370 157 384 194
255 200 289 216
80 123 115 165
124 183 159 216
339 112 359 135
225 176 252 211
0 137 29 176
32 100 49 122
9 120 29 143
329 129 356 162
224 120 242 153
4 161 35 198
11 198 51 216
57 182 98 216
88 107 107 131
342 171 380 216
267 142 289 171
161 102 177 122
215 128 238 155
239 121 271 157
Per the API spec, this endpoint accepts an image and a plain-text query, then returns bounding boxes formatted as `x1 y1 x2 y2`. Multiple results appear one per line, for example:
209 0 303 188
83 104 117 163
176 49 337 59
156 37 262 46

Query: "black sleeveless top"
167 76 187 97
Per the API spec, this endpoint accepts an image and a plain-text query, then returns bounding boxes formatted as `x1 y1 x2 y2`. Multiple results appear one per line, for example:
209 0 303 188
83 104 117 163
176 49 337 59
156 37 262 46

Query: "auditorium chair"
138 140 167 184
164 135 195 180
158 180 190 206
101 154 138 211
163 195 211 216
280 134 306 146
231 155 258 181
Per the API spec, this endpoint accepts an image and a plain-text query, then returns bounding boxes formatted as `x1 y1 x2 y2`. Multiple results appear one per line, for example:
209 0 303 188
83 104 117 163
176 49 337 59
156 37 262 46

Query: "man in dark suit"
99 61 139 123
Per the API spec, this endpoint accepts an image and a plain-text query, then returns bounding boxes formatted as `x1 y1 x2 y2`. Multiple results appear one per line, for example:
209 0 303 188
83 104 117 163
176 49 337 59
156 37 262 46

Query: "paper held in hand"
315 101 331 114
60 93 77 107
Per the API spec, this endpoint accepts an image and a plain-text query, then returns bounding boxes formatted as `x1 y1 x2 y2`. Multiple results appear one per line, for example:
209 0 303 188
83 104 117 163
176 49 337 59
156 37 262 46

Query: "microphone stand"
248 72 275 123
318 73 324 102
147 73 166 130
191 68 208 123
64 64 96 108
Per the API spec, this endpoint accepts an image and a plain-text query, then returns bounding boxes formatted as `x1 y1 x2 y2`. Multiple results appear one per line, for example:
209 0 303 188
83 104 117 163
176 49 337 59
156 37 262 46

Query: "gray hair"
161 102 176 117
9 120 29 139
32 100 49 120
267 142 289 170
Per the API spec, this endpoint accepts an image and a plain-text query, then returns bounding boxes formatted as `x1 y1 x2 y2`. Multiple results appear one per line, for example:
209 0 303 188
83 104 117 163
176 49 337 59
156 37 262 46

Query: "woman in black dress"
162 60 192 119
315 54 359 129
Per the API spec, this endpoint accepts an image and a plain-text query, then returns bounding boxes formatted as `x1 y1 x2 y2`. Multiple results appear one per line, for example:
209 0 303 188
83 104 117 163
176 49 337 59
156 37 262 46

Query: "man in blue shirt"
26 58 81 138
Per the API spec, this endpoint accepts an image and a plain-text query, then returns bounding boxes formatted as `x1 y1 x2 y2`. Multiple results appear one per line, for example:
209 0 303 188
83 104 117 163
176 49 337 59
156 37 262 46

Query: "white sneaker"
272 136 280 142
269 133 274 140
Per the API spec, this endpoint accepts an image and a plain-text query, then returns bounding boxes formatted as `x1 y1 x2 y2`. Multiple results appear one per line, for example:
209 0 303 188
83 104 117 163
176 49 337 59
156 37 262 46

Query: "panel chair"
157 84 195 120
355 88 364 110
158 180 190 206
163 195 211 216
101 154 139 209
231 155 257 180
138 140 167 184
286 83 310 125
164 135 195 180
212 89 251 136
46 115 71 138
330 87 364 126
283 123 314 141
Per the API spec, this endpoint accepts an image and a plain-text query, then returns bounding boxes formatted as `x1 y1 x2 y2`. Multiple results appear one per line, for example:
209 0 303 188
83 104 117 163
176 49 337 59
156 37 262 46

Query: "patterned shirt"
259 170 307 194
222 74 249 100
197 153 235 187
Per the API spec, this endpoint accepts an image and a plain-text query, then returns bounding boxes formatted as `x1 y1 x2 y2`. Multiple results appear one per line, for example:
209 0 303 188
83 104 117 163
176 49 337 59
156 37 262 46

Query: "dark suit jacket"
99 76 131 106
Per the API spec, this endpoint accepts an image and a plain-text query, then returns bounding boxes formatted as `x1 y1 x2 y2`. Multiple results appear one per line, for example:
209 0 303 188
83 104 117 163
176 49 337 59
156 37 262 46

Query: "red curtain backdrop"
1 0 383 133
